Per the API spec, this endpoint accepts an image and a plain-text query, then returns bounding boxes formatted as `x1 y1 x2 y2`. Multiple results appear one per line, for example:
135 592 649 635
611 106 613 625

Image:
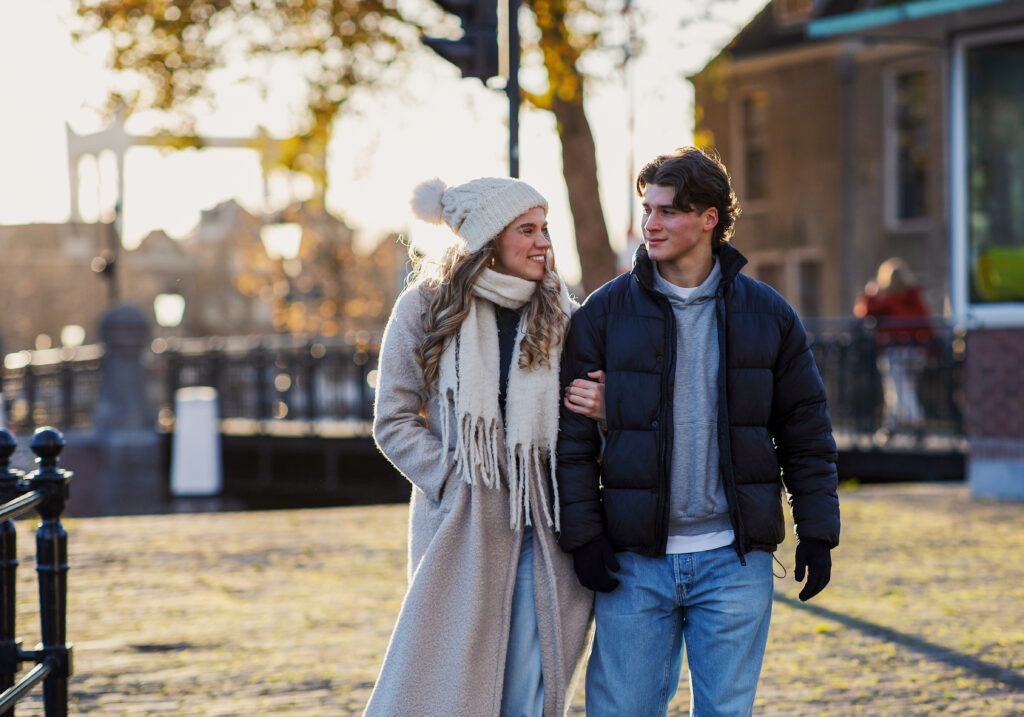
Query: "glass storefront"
966 37 1024 304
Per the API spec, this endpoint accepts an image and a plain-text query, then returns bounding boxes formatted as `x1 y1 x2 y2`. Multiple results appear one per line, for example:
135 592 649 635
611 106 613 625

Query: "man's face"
640 184 717 266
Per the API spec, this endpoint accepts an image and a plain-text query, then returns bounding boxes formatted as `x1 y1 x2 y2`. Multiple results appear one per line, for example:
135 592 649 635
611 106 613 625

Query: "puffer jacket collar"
631 242 748 293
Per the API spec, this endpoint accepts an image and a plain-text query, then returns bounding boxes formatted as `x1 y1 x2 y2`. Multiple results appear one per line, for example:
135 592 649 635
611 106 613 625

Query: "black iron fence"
1 320 966 443
154 332 379 432
804 317 966 441
0 428 72 716
1 347 103 434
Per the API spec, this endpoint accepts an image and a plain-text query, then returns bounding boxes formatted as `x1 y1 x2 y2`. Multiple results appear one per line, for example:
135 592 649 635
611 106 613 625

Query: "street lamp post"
91 202 121 305
259 222 305 332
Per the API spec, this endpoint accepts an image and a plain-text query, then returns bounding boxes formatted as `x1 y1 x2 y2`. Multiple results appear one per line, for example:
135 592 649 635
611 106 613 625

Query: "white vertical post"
170 387 222 497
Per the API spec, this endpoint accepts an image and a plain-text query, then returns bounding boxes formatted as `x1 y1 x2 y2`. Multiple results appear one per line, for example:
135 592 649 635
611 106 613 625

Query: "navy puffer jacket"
557 243 840 558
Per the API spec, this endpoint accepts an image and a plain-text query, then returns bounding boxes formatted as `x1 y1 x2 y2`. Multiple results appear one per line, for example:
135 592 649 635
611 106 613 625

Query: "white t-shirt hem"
665 530 735 554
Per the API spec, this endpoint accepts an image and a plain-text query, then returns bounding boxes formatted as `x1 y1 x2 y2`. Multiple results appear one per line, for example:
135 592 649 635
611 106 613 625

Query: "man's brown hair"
636 147 741 250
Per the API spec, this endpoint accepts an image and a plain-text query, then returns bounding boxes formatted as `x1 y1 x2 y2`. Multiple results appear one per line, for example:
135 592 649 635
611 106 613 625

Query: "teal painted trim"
807 0 1008 38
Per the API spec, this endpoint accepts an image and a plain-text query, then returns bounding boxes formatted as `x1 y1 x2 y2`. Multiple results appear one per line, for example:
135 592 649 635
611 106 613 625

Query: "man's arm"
770 308 840 600
770 309 840 544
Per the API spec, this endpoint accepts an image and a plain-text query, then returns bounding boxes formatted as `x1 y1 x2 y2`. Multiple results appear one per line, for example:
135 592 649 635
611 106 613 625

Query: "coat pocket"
436 455 461 513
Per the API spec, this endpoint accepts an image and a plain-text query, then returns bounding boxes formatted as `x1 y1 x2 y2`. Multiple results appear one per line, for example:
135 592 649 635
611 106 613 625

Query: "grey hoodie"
653 259 734 539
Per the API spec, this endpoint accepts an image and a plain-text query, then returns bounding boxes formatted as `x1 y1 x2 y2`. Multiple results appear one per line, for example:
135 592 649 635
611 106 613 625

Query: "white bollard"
170 386 222 497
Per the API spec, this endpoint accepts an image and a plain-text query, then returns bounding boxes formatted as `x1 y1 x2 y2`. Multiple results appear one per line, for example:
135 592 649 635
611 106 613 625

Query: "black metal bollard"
0 430 23 703
25 428 72 717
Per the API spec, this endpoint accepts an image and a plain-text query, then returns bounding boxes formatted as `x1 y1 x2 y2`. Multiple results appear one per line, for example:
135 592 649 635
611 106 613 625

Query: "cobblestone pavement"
6 483 1023 715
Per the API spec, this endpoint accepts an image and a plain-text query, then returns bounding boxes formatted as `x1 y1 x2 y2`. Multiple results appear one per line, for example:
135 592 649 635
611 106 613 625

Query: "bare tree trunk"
551 96 618 295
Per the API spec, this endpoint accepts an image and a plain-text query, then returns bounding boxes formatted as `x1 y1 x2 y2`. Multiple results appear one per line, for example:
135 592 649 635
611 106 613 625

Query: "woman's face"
492 206 551 281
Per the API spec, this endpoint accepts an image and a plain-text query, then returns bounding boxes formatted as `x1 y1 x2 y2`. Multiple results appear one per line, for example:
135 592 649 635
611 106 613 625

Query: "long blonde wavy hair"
411 240 569 399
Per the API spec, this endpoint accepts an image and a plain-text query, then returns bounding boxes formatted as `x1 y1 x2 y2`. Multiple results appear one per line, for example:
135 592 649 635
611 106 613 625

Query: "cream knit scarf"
438 268 572 531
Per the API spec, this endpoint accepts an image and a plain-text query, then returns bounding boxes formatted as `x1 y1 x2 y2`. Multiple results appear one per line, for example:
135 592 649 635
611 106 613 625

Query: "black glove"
572 536 620 593
794 538 832 602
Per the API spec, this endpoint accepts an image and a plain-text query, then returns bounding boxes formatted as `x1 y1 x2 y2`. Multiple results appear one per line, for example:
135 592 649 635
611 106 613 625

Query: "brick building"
690 0 950 318
691 0 1024 497
0 201 408 354
0 222 111 353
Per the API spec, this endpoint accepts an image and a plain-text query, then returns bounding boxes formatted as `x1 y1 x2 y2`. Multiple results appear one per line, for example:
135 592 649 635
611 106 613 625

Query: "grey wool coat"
364 285 594 717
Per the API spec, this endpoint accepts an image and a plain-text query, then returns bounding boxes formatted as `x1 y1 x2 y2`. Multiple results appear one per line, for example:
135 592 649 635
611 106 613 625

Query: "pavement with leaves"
6 483 1023 715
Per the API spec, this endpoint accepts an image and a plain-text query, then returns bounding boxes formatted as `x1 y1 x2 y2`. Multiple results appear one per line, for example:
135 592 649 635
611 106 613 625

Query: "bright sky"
0 0 764 284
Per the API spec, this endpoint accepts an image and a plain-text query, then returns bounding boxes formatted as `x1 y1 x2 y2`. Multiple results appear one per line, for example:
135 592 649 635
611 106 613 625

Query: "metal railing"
1 347 103 435
155 332 379 432
0 428 73 716
805 317 966 442
1 320 967 445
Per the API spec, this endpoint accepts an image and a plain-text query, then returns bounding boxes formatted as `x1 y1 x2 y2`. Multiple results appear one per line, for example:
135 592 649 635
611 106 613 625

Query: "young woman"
855 257 933 437
364 177 603 717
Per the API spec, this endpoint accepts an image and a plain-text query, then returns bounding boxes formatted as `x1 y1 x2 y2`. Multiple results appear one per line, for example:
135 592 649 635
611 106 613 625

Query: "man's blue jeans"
586 545 774 717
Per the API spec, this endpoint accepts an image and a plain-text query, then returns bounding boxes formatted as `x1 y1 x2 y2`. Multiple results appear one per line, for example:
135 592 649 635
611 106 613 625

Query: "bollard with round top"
30 427 64 467
28 428 70 523
26 427 73 716
0 428 73 716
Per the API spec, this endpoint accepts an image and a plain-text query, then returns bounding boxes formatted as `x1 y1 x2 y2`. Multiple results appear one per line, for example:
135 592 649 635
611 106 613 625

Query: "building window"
885 69 930 227
755 261 783 291
798 259 822 318
965 36 1024 305
741 92 769 202
749 250 824 316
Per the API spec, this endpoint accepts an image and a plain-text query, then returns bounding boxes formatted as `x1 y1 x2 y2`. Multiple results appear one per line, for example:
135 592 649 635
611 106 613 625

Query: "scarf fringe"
506 443 559 532
459 414 502 488
444 383 560 532
440 387 501 489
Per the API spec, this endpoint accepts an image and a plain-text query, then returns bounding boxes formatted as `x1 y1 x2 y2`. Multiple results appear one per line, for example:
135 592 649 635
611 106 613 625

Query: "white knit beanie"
410 177 548 253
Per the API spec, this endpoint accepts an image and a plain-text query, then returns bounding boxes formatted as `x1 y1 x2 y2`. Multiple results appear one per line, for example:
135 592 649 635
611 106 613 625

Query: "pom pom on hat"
410 176 548 254
410 177 447 225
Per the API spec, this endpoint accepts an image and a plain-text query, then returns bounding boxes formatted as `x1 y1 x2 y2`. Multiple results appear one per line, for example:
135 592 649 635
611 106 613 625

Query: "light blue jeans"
500 525 544 717
586 545 773 717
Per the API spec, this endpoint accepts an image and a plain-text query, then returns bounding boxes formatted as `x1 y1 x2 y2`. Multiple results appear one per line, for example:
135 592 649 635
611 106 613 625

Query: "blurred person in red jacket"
855 257 933 439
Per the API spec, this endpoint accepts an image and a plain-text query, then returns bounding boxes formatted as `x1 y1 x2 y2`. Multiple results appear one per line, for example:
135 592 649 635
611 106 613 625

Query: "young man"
558 147 840 715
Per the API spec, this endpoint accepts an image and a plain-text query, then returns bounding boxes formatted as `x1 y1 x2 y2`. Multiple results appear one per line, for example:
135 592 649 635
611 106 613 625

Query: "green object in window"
973 246 1024 302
